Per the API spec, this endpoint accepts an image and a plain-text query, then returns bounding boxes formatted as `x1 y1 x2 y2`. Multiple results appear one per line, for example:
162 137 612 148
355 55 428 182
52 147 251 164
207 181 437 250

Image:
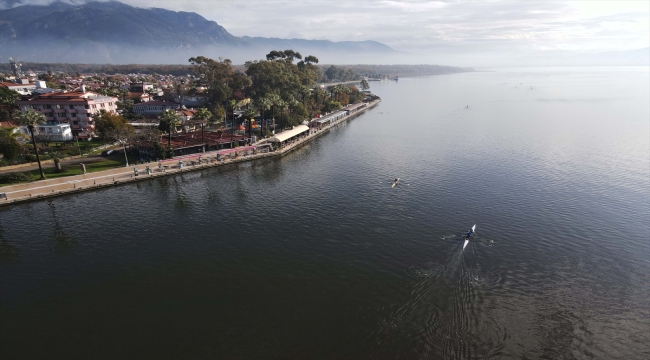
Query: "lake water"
1 67 648 359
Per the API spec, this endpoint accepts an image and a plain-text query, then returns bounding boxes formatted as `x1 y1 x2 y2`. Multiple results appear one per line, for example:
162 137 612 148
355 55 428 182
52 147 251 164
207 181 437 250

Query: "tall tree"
228 99 239 146
194 107 212 145
360 79 370 91
15 109 47 180
242 108 258 139
188 56 250 109
255 97 272 136
0 127 22 161
0 88 20 122
159 110 182 148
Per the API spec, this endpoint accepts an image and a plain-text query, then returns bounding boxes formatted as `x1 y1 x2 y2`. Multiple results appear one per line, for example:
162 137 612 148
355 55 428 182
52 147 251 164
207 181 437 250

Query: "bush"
0 172 31 184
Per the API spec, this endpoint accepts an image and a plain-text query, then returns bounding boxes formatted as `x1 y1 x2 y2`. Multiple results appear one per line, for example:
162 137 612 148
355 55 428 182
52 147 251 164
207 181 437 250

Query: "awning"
268 125 309 142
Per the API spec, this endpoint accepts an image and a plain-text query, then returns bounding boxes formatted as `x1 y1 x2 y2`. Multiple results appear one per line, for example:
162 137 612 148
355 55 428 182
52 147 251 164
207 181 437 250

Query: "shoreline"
0 99 381 208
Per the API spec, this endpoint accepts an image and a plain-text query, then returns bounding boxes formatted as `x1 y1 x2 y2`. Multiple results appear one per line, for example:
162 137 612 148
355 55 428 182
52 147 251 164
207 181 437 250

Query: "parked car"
101 150 115 157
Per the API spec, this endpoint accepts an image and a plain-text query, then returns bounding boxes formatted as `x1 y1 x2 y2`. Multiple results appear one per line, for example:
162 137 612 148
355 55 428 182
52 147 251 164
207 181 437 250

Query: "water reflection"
0 225 19 262
48 202 77 251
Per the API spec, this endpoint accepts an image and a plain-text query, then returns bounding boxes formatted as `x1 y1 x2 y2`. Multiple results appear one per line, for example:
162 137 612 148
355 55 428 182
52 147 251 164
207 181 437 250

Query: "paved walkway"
0 155 112 175
0 99 381 207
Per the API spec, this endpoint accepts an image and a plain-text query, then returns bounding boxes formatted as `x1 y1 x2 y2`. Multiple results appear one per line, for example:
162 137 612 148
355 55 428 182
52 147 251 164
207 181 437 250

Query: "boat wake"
367 236 506 359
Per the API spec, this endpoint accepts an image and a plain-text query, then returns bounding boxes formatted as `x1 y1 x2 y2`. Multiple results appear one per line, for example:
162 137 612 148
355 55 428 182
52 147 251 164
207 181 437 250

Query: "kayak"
463 224 476 249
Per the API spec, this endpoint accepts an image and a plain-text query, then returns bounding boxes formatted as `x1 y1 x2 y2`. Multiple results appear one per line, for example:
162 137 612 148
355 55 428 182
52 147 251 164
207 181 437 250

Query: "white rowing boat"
463 224 476 249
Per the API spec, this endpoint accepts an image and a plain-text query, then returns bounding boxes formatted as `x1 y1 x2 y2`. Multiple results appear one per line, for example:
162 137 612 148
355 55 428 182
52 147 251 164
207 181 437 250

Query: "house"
16 87 119 139
176 109 197 123
127 91 153 103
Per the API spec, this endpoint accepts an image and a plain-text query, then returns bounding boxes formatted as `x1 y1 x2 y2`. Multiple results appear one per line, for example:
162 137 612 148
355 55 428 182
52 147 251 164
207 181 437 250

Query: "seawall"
0 99 381 207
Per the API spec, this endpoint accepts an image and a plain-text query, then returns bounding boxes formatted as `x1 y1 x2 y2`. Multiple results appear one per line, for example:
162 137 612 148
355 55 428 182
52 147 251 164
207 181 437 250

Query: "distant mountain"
0 0 398 64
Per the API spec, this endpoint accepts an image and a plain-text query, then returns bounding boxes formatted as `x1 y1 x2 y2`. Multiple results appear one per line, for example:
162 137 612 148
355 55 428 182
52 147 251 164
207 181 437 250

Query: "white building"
16 122 74 142
132 101 180 115
17 89 119 139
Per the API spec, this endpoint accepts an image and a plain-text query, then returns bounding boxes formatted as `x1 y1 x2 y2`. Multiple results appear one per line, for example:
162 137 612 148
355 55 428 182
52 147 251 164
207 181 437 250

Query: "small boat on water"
463 224 476 249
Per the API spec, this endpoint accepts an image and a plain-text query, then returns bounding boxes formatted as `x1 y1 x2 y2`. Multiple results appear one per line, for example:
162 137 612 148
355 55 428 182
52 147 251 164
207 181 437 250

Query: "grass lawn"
0 154 138 186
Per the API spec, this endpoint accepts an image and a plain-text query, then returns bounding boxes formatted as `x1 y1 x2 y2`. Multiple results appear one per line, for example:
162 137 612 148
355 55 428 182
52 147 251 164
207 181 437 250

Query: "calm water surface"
1 67 648 359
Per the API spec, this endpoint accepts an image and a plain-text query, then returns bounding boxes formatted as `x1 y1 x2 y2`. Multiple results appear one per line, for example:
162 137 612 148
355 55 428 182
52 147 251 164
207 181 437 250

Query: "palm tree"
312 87 328 111
255 97 272 137
194 107 212 145
160 110 182 148
228 99 238 147
243 108 258 140
299 87 311 107
339 85 351 104
268 93 282 133
274 99 287 131
50 151 64 173
15 109 46 180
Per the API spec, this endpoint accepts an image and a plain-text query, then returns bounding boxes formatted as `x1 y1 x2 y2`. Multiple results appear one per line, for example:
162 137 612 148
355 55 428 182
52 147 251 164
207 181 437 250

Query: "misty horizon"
0 0 648 67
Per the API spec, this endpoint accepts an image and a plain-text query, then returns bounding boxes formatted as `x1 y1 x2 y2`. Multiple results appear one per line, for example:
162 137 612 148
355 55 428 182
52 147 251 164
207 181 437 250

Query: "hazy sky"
3 0 649 65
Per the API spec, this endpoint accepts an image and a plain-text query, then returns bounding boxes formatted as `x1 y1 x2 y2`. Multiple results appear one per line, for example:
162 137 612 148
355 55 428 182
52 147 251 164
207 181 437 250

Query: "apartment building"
17 89 118 139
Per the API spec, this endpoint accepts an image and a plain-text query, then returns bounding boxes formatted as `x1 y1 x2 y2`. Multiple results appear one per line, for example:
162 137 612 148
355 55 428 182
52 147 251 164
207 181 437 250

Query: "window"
69 105 74 109
84 105 89 109
73 121 79 125
44 105 52 109
56 104 62 109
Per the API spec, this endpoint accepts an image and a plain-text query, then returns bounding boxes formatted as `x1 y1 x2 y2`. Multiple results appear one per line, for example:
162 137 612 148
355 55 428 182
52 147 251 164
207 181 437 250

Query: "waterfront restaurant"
267 125 310 148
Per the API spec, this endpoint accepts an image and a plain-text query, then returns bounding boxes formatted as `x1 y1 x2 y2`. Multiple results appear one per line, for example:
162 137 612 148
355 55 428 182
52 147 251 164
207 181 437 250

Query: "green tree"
323 101 342 113
360 79 370 91
159 110 182 148
93 111 131 141
227 99 239 145
0 127 22 161
245 50 320 103
15 109 47 180
188 56 250 109
0 88 20 122
50 151 64 173
243 107 258 138
194 107 212 144
255 97 272 136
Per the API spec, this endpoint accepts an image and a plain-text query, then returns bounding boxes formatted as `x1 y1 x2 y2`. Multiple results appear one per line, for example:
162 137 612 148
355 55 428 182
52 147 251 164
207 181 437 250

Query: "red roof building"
17 90 118 139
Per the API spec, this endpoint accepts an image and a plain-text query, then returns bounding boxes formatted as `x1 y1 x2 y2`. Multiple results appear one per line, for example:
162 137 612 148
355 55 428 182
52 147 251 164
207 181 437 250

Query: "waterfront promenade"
0 99 380 207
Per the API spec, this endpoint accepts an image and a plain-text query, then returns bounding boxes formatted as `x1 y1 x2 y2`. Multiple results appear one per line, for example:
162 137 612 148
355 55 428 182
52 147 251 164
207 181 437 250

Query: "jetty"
0 98 381 207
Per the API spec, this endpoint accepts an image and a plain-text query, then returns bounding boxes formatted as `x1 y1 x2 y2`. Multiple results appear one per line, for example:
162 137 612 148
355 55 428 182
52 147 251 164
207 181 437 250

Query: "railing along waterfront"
0 99 381 206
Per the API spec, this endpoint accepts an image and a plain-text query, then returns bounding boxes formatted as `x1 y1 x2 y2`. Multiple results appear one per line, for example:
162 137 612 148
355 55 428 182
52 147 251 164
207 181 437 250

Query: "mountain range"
0 0 397 64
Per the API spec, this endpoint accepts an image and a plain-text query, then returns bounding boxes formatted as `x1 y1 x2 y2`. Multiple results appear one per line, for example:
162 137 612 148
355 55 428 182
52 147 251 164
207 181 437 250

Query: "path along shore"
0 99 380 207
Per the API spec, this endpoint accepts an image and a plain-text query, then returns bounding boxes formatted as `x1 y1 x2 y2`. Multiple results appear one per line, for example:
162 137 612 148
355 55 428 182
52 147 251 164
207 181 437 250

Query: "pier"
0 99 381 207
